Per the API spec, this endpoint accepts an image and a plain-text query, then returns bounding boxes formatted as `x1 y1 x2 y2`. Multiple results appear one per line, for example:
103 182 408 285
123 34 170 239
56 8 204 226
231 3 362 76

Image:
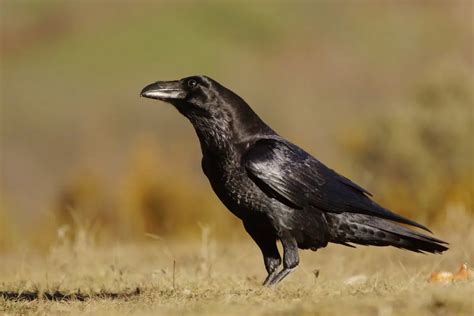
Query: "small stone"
344 274 368 285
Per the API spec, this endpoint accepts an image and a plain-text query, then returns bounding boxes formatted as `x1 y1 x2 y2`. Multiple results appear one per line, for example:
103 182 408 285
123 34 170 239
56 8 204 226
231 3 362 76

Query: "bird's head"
140 75 273 150
140 75 216 113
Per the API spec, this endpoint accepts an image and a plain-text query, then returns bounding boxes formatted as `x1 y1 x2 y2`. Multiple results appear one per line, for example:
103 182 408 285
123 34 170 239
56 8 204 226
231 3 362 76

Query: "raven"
140 75 448 286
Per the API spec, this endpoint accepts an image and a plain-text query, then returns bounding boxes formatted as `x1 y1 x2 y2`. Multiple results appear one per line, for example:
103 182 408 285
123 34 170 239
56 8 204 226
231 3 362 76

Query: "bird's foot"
262 267 296 286
262 270 279 287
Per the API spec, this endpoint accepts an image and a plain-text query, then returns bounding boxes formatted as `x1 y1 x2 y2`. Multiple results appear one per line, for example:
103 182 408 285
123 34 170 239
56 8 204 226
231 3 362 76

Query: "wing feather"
243 138 431 232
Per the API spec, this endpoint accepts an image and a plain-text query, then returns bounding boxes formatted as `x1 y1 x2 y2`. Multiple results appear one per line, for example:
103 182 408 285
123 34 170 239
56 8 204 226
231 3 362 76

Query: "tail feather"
327 213 448 254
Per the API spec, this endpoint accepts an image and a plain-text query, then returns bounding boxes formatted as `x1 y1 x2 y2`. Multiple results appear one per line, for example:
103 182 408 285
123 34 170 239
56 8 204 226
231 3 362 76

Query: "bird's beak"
140 80 186 101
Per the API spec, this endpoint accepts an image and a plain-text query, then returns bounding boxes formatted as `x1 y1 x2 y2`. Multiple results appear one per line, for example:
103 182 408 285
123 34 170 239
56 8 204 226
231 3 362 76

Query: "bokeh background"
1 0 472 252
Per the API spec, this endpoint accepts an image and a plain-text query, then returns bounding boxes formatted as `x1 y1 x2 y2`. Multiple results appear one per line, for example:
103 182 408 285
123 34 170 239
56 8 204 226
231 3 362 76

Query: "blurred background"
1 0 472 252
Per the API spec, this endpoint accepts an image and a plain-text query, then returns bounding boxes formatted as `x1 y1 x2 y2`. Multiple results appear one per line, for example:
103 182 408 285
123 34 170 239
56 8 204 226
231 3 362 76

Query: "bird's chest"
201 156 265 219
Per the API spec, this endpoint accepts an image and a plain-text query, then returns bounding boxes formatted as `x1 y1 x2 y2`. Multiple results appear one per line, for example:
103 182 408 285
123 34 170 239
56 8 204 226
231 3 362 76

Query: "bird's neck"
189 112 274 162
194 119 233 155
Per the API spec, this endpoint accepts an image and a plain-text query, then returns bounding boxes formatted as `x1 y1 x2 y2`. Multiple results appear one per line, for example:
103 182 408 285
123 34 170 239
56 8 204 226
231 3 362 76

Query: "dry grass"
1 209 473 316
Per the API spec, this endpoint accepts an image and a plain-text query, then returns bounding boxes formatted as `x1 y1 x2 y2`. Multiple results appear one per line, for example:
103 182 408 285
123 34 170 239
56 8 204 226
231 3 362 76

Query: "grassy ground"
1 211 473 316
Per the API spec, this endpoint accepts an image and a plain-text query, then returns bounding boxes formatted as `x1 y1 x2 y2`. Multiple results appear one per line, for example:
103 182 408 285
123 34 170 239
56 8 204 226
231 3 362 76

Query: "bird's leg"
243 219 281 286
266 235 299 286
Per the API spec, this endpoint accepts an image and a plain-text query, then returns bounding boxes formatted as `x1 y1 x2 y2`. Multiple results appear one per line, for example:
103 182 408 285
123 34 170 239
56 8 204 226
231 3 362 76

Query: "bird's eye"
187 79 198 88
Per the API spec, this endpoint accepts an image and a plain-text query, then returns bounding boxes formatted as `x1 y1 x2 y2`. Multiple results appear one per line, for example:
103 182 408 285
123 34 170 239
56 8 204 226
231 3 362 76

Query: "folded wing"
243 138 431 232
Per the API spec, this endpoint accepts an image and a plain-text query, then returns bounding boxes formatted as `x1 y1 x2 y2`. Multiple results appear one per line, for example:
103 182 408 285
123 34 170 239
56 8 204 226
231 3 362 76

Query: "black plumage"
140 75 448 286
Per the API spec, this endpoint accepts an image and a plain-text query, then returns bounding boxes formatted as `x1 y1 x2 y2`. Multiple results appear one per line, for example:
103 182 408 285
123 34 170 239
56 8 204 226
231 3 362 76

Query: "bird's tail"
327 213 448 254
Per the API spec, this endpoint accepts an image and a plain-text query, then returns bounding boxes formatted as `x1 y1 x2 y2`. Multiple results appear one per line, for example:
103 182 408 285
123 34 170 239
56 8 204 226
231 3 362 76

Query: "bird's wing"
243 138 430 232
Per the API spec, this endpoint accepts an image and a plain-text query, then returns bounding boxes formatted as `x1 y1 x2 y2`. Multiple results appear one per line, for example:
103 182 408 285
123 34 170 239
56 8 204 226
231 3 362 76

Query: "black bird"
140 75 448 286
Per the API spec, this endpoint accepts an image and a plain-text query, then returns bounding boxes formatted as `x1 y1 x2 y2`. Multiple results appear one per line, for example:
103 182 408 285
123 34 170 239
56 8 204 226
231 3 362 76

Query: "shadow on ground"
0 288 141 301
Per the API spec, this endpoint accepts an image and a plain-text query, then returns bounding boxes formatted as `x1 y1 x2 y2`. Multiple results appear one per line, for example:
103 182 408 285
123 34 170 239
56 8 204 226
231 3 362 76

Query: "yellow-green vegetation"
2 0 472 248
1 209 473 315
341 69 473 222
